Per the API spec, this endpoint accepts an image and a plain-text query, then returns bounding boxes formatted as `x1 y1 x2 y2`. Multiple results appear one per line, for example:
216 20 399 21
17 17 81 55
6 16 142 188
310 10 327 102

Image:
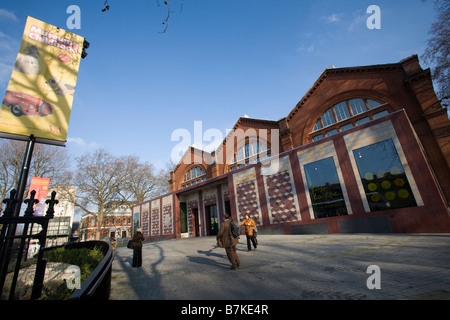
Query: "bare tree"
120 155 170 205
422 0 449 103
62 148 128 240
157 0 185 33
0 138 71 208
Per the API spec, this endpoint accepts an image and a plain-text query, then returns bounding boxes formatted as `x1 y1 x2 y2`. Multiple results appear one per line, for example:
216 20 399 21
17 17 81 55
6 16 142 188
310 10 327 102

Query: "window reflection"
353 139 417 211
348 98 367 115
229 141 269 171
304 157 348 219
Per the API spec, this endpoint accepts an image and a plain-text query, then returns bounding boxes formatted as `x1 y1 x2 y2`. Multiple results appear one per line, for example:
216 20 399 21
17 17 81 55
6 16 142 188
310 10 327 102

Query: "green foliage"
42 246 104 299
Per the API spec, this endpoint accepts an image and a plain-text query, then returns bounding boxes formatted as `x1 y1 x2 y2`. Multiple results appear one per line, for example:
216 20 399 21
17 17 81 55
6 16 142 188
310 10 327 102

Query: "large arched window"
311 98 390 141
228 141 270 171
182 166 206 188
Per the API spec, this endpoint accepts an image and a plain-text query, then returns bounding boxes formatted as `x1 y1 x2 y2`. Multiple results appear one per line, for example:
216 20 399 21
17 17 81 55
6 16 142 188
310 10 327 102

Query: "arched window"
228 141 270 171
182 166 206 188
311 98 388 141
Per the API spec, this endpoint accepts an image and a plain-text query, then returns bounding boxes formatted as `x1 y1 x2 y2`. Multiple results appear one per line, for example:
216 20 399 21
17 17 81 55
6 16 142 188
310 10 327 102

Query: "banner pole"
14 134 36 216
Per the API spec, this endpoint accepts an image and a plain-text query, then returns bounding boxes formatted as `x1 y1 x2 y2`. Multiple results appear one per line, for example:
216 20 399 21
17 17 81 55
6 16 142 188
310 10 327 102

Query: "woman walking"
132 228 145 267
240 214 257 252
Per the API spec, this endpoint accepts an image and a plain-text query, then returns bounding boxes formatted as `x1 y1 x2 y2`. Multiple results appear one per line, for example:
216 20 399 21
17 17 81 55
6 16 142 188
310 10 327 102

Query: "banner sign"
0 16 84 145
28 176 51 216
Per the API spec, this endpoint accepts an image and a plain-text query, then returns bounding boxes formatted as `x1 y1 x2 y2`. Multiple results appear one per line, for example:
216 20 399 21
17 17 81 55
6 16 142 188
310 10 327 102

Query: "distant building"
134 55 450 240
80 202 133 241
30 186 77 247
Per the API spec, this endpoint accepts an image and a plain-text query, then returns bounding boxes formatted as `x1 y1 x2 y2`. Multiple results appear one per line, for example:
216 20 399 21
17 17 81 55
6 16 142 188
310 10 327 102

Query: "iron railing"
0 189 59 300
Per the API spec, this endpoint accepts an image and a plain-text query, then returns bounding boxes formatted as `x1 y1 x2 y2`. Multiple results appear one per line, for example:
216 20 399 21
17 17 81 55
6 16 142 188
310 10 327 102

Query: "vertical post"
31 191 58 300
14 135 36 216
8 191 38 300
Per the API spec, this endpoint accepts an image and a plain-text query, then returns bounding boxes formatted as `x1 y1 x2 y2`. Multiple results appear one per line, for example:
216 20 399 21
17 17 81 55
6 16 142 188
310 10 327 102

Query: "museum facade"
132 55 450 241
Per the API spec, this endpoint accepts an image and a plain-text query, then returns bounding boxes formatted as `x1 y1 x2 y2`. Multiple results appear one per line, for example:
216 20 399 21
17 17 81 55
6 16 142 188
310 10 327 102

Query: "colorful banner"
0 16 84 144
28 177 51 216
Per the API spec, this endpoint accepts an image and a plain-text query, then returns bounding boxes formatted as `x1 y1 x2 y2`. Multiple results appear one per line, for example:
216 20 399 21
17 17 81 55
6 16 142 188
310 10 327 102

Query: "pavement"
109 234 450 300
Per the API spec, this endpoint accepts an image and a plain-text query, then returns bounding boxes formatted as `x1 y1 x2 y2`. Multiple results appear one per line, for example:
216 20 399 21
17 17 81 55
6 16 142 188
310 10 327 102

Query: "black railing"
0 189 59 300
61 240 114 300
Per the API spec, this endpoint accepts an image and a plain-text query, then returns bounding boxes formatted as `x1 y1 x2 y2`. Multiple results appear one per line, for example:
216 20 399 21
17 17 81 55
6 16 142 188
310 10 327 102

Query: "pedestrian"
132 228 145 267
240 213 257 252
216 213 241 270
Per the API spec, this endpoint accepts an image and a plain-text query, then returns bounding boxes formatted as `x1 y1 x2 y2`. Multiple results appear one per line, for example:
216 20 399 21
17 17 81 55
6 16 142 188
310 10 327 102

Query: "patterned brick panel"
141 210 149 237
265 170 299 224
236 180 261 225
163 204 173 235
151 207 160 236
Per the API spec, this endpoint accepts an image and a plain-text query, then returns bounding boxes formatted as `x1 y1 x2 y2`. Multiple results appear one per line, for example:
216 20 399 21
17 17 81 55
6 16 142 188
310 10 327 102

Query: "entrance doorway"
205 204 218 235
224 200 231 217
180 202 188 234
192 208 200 237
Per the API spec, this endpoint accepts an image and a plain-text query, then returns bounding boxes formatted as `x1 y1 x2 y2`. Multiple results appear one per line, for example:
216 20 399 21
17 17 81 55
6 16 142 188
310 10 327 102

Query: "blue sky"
0 0 438 170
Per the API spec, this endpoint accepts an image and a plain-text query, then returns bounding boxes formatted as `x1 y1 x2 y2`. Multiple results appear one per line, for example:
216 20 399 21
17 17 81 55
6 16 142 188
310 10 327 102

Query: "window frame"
297 140 352 220
228 140 270 172
181 166 206 188
344 120 423 212
310 98 391 142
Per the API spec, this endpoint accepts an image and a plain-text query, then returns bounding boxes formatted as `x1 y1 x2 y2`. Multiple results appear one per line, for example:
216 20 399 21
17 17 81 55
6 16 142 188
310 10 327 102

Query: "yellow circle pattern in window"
394 178 405 187
368 183 377 191
381 180 391 189
385 191 395 201
398 189 409 199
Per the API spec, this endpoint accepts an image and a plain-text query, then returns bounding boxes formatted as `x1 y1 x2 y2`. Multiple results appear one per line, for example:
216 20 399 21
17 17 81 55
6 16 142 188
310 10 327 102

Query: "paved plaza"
110 234 450 300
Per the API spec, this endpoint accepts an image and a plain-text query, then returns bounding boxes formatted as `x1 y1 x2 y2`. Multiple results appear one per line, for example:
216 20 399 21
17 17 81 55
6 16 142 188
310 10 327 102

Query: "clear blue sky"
0 0 438 170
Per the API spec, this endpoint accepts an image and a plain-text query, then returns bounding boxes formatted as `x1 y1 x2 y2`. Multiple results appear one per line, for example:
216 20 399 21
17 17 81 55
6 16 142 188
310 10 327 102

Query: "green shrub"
42 246 104 299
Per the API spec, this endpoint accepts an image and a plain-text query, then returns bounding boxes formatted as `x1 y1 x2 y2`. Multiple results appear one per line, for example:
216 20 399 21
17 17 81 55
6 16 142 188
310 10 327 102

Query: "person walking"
241 213 257 252
216 213 241 270
132 228 145 267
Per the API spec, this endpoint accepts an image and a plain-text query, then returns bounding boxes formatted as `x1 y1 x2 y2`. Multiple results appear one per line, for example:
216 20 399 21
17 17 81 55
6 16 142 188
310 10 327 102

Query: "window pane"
260 143 268 152
313 135 324 141
326 129 338 137
356 117 370 125
373 110 388 119
321 108 335 127
314 120 322 131
333 101 351 121
367 99 382 109
304 157 348 219
244 143 250 158
349 98 366 115
353 139 417 211
251 141 259 155
340 123 354 132
237 147 244 161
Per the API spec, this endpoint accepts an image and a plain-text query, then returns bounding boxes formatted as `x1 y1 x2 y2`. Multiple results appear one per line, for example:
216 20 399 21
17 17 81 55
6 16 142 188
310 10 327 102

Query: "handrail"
44 240 114 300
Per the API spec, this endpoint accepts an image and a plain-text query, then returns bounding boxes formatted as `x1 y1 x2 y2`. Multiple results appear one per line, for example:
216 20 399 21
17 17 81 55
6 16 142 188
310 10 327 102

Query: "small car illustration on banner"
2 91 54 117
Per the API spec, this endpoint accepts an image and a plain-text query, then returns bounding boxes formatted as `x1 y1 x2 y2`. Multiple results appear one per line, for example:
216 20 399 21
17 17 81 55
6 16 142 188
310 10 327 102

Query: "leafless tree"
120 155 169 205
59 148 127 239
58 148 170 239
422 0 449 103
0 138 71 208
156 0 184 33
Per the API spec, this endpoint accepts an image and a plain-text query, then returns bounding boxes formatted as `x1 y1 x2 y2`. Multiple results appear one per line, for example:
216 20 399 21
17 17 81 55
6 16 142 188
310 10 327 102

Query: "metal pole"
14 134 36 215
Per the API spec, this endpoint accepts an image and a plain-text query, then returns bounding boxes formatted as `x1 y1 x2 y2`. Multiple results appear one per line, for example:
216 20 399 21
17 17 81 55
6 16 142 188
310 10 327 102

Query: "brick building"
133 55 450 241
80 203 133 241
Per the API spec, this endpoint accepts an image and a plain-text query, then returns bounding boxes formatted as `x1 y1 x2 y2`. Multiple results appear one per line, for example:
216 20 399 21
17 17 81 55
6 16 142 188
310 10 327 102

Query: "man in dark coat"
132 228 145 267
217 213 241 270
